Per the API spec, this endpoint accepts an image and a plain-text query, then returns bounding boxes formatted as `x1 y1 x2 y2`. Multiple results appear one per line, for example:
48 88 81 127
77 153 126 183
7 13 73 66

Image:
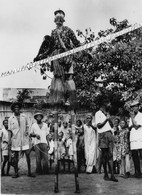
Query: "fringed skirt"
49 49 77 108
65 79 77 108
49 77 65 106
49 77 77 108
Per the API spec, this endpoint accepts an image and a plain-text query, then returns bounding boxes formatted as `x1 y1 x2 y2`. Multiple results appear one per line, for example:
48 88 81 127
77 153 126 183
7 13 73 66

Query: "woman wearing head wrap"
83 114 97 173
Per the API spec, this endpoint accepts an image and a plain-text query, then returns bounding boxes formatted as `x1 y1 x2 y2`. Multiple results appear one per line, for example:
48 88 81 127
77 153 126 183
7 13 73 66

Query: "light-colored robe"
84 124 97 173
129 111 142 150
8 113 30 151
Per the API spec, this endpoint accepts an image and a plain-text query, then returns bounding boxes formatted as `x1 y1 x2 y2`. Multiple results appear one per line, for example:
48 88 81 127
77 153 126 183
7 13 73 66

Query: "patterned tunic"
51 26 80 50
51 26 80 75
115 128 130 161
49 26 80 106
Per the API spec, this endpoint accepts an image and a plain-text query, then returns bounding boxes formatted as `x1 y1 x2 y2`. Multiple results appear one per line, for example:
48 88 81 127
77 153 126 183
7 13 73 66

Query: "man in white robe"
84 114 97 173
8 102 35 178
129 100 142 178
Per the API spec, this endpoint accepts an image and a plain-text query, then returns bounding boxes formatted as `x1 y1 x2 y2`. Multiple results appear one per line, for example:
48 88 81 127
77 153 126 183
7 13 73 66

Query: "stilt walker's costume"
34 35 54 62
34 10 80 108
49 10 80 108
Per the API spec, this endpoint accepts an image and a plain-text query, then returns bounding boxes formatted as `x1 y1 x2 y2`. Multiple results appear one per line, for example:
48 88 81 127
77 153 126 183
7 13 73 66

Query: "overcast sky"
0 0 142 88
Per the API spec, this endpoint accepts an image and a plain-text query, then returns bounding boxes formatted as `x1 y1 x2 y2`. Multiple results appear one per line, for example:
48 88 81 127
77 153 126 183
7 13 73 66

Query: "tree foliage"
37 18 142 115
16 89 31 103
74 18 142 115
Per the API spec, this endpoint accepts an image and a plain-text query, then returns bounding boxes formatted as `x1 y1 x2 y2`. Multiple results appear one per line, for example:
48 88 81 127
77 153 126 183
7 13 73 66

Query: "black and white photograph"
0 0 142 194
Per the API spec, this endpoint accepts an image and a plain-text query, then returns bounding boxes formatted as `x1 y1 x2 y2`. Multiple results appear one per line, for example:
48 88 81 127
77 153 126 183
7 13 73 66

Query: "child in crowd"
58 131 66 171
75 120 83 133
76 120 85 173
68 119 72 128
49 120 55 133
66 130 73 161
62 121 69 141
1 119 11 176
48 133 55 169
116 118 130 178
66 129 74 172
58 120 63 134
113 117 120 174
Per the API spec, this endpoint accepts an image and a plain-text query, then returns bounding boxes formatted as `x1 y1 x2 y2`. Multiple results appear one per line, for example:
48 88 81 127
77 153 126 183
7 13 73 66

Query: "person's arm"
45 124 50 137
97 119 108 129
128 117 133 131
97 113 110 129
8 118 12 150
0 130 3 140
68 28 80 47
25 116 30 136
34 35 54 61
8 130 12 149
90 124 97 131
46 137 50 150
29 124 40 139
29 124 35 137
29 133 37 138
51 30 56 51
45 125 50 149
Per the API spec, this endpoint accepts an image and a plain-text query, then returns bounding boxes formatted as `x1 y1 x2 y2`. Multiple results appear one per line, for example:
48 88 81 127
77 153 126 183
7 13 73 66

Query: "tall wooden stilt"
54 111 59 193
71 110 80 193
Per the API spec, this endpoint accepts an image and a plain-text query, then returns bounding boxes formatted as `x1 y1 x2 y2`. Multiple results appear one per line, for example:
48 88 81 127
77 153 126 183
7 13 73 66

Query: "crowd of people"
0 99 142 183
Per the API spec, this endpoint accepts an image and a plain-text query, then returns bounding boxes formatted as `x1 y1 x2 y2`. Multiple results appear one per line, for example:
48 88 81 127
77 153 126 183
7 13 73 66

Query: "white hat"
34 112 44 119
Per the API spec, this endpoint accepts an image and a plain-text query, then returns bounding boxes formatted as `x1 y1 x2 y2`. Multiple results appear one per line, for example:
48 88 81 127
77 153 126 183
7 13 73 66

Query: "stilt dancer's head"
54 9 65 27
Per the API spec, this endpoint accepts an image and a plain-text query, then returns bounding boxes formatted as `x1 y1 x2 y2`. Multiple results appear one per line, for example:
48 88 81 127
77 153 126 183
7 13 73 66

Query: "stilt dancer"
34 9 81 193
48 9 81 193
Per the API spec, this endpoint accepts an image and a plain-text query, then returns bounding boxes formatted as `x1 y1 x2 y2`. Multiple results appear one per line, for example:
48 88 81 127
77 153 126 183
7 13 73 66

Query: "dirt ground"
1 152 142 195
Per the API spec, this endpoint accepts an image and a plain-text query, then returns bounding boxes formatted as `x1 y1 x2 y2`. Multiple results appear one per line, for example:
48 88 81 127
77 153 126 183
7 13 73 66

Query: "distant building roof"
0 88 50 103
